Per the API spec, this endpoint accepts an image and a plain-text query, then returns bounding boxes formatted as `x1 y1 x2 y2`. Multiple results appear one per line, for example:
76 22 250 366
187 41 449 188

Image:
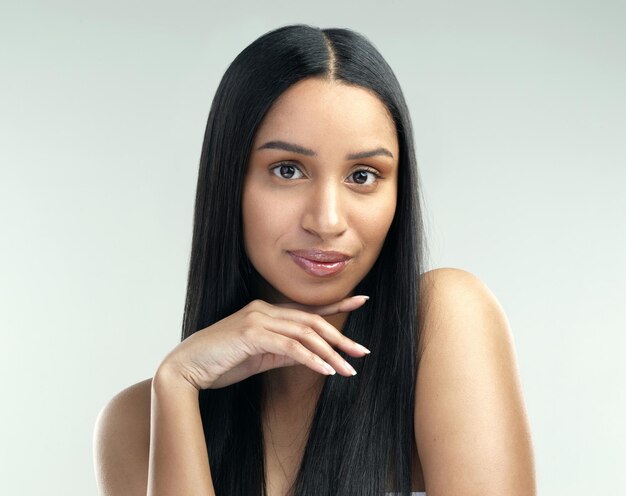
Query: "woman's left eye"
347 169 380 186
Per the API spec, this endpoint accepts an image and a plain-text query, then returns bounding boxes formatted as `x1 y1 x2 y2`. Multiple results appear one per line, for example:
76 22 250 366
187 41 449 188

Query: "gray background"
1 0 624 494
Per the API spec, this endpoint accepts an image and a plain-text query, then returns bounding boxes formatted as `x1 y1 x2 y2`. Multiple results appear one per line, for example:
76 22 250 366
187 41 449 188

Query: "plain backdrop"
1 1 624 494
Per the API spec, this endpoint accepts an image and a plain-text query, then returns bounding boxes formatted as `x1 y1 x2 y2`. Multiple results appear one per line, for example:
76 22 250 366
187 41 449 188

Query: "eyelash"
270 162 382 186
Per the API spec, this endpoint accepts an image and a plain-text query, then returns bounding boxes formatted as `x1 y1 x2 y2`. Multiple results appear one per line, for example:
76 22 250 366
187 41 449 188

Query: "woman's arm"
148 365 215 495
93 379 152 495
93 371 216 496
415 268 536 496
94 296 369 495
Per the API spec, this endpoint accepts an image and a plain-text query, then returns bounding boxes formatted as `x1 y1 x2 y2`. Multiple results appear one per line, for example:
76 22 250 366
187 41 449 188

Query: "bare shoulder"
415 267 536 495
417 267 512 355
93 377 153 496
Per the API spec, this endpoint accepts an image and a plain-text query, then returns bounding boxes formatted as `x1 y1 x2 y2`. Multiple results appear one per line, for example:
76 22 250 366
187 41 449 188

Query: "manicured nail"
344 360 357 376
353 295 370 301
354 343 371 354
321 361 336 375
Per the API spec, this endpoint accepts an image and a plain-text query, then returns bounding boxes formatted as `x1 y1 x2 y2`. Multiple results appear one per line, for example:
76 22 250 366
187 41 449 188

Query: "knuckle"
298 323 316 336
309 350 321 363
245 310 262 323
284 339 300 353
249 299 265 310
312 314 328 329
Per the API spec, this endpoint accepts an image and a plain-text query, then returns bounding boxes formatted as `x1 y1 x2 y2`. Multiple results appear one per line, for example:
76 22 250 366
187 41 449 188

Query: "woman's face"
242 77 399 306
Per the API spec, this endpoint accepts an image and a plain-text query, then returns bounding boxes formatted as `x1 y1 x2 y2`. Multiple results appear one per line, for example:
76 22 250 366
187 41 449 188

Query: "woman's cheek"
243 183 296 259
364 196 396 243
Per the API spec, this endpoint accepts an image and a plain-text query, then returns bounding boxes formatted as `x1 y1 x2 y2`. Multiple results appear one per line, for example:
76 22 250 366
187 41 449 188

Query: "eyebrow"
256 140 394 160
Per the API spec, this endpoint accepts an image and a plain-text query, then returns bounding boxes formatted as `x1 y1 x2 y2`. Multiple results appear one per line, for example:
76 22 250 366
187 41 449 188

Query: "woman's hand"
157 296 371 390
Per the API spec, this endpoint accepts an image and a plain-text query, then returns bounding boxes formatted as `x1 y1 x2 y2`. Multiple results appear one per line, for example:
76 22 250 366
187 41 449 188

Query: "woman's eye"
348 169 380 186
271 163 304 180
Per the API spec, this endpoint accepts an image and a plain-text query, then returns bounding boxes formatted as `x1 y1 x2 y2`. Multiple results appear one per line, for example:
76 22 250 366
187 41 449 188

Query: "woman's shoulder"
93 377 153 495
417 267 504 352
416 266 518 388
414 267 536 494
419 266 492 303
94 377 153 441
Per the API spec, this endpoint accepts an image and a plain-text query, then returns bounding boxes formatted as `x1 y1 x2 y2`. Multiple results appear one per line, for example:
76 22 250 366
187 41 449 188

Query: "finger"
277 295 370 316
256 303 371 357
263 317 358 376
245 328 338 376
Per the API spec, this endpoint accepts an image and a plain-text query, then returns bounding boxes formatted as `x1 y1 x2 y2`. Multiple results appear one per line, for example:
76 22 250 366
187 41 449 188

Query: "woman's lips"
287 250 352 277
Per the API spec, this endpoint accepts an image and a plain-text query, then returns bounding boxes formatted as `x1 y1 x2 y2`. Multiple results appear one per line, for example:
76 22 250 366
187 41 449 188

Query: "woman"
94 24 536 495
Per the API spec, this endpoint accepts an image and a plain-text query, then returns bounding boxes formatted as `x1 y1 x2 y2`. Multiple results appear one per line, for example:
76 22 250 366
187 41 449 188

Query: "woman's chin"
276 286 355 308
252 275 356 308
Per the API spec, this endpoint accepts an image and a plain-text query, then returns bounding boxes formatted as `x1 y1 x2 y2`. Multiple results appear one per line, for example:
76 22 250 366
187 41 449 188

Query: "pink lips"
287 249 352 277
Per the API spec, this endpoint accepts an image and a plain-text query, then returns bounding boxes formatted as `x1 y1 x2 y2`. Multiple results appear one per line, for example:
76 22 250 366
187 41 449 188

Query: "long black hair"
181 23 428 495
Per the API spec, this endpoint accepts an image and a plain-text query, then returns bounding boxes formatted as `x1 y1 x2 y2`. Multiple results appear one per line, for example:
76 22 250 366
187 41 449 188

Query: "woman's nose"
300 181 348 239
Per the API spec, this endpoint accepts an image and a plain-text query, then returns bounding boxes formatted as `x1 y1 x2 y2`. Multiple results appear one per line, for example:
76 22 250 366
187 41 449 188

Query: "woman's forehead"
252 79 398 156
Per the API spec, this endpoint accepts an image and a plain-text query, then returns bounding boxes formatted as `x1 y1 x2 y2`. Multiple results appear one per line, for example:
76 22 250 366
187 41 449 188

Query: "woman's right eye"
271 163 305 180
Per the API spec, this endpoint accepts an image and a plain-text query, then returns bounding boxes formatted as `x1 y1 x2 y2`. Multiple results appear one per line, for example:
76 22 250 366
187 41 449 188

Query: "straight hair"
181 23 429 495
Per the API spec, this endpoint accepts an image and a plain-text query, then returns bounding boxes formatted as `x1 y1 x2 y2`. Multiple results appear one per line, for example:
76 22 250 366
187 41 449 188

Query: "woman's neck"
264 364 324 407
253 276 351 404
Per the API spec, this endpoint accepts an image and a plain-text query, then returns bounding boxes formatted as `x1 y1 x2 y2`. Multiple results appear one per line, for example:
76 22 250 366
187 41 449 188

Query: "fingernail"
353 295 370 301
322 361 336 375
344 360 357 376
355 343 371 354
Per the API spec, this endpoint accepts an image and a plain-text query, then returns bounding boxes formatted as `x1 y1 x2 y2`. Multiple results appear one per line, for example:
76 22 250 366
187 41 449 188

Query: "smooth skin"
93 78 536 495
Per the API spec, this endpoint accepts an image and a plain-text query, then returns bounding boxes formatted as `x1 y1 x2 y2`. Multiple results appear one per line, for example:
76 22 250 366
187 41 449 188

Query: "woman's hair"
181 23 429 495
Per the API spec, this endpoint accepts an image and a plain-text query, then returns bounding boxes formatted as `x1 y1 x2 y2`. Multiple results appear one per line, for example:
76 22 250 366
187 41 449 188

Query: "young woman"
94 24 536 496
